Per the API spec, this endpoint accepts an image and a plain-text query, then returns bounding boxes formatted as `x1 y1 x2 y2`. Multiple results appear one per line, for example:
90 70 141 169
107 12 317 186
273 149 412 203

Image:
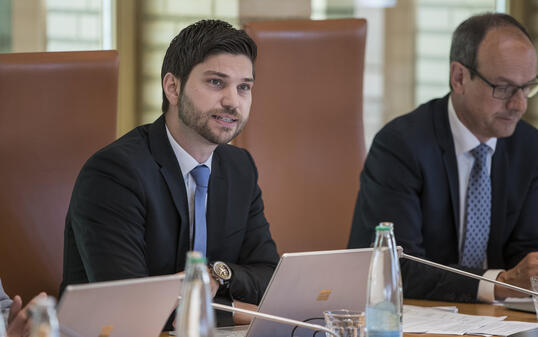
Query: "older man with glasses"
348 12 538 303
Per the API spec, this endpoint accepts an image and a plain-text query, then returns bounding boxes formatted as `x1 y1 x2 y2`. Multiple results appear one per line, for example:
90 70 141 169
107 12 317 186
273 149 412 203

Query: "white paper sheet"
403 304 538 336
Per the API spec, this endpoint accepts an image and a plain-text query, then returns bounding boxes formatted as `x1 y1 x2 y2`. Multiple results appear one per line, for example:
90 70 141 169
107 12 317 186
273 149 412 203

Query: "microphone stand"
397 247 538 297
212 302 339 337
172 292 339 337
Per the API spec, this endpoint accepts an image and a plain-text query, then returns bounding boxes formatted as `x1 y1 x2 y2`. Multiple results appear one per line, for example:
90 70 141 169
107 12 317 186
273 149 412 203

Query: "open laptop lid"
57 274 182 337
246 248 373 337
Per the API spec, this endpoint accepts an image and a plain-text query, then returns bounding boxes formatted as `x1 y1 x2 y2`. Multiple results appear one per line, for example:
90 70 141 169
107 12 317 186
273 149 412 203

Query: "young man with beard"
61 20 279 325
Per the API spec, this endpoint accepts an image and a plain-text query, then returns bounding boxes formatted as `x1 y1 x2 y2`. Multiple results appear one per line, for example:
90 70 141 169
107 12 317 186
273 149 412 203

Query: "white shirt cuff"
477 269 504 302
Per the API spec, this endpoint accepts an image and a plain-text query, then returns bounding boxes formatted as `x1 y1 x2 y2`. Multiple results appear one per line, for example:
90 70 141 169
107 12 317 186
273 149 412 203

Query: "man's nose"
506 88 527 112
221 86 239 110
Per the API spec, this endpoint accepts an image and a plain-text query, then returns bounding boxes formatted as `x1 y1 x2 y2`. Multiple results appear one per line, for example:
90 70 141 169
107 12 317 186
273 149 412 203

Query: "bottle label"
365 303 401 335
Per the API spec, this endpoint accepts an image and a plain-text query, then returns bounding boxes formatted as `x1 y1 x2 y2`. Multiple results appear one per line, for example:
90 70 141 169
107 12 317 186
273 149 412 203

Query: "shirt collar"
165 124 213 180
448 95 497 155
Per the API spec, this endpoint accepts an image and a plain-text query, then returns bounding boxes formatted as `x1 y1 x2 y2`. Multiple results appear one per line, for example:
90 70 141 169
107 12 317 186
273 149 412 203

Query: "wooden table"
162 299 537 336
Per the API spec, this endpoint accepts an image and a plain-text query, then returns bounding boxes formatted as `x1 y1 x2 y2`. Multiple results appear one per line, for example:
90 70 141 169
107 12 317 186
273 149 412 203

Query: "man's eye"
238 84 251 91
209 79 223 87
496 86 510 94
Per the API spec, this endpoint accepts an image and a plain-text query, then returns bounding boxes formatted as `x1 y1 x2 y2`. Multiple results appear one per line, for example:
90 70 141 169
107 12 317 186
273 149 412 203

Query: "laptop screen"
57 274 182 337
246 248 373 337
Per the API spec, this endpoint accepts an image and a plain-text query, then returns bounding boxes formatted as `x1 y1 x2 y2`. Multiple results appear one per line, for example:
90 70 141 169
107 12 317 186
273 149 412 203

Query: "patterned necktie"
461 143 491 269
190 164 210 256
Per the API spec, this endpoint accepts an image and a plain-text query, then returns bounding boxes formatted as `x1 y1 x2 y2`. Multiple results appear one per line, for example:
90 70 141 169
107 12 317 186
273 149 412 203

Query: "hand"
495 252 538 299
207 267 219 298
232 301 257 325
7 292 47 337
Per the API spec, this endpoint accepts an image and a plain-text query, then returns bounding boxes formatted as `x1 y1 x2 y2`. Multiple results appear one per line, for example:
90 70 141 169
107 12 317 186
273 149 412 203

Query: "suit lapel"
148 116 190 270
488 139 507 266
433 95 460 236
206 148 229 260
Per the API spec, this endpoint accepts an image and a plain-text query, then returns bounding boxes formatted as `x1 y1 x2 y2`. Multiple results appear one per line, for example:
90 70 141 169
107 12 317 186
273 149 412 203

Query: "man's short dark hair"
160 20 257 113
450 13 531 79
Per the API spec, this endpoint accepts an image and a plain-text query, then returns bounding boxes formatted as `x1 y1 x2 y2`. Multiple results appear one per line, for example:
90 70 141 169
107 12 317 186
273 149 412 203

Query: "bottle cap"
187 251 207 264
376 222 394 231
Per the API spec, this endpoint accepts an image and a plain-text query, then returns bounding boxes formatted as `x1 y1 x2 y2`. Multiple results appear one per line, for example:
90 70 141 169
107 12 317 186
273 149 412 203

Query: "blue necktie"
191 165 210 256
461 143 491 269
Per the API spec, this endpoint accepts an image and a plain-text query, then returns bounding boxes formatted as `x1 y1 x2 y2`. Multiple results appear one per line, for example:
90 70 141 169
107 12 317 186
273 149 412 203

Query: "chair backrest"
236 19 367 254
0 50 119 301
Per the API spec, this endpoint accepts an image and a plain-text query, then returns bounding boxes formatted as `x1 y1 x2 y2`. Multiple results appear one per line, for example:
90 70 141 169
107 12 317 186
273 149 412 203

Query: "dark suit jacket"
61 116 280 325
348 95 538 302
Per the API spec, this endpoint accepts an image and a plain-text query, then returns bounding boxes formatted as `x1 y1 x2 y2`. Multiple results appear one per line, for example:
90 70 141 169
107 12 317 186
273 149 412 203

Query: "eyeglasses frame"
459 62 538 100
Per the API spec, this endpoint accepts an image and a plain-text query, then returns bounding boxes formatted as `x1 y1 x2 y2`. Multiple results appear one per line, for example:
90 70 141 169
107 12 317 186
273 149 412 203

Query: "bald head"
450 13 532 72
449 21 537 142
477 25 536 77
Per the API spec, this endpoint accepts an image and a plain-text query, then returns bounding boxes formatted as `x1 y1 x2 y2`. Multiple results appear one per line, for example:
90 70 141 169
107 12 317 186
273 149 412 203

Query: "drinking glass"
324 310 365 337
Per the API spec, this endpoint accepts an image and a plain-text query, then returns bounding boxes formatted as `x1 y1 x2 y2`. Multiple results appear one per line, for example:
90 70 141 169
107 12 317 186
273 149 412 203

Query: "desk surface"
161 299 537 337
405 299 536 336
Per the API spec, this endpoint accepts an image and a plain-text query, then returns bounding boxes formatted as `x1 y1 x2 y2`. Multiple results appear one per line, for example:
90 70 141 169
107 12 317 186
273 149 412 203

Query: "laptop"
57 274 183 337
503 297 537 314
244 248 373 337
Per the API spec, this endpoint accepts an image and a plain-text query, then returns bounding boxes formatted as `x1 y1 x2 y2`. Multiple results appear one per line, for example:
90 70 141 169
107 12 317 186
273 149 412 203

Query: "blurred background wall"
0 0 536 145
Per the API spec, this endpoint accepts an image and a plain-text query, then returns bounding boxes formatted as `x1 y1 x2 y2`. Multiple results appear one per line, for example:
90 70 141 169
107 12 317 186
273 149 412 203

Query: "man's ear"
450 61 466 95
163 73 181 106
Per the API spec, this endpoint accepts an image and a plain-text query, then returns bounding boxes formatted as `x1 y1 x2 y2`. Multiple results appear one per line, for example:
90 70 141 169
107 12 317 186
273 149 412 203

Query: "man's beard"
177 92 247 145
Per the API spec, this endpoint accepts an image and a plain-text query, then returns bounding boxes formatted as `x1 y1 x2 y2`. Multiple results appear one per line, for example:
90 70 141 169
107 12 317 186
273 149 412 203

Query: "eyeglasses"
461 63 538 100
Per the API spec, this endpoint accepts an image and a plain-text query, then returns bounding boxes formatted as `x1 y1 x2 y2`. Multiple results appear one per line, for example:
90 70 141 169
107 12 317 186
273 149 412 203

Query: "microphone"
396 246 538 297
211 302 339 337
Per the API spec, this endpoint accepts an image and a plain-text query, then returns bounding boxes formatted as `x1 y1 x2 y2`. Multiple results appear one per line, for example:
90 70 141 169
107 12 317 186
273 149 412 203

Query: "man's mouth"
497 114 519 123
212 114 239 127
213 115 237 123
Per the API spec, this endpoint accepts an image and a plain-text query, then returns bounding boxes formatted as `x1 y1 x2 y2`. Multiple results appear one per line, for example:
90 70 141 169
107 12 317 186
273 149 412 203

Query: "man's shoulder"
81 123 155 175
376 96 448 145
103 123 151 153
93 124 152 160
385 96 446 129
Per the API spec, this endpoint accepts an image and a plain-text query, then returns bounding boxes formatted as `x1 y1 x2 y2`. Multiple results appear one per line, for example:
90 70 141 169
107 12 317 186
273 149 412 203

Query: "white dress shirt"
447 96 502 302
166 125 213 248
0 278 11 310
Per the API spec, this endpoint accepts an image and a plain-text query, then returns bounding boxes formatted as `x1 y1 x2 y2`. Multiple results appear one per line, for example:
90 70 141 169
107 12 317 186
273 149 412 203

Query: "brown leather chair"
0 51 118 301
236 19 367 254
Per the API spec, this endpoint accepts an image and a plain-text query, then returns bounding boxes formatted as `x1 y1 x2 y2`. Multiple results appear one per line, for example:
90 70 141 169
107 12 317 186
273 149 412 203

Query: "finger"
23 321 31 337
6 309 28 337
23 293 47 312
8 295 23 324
